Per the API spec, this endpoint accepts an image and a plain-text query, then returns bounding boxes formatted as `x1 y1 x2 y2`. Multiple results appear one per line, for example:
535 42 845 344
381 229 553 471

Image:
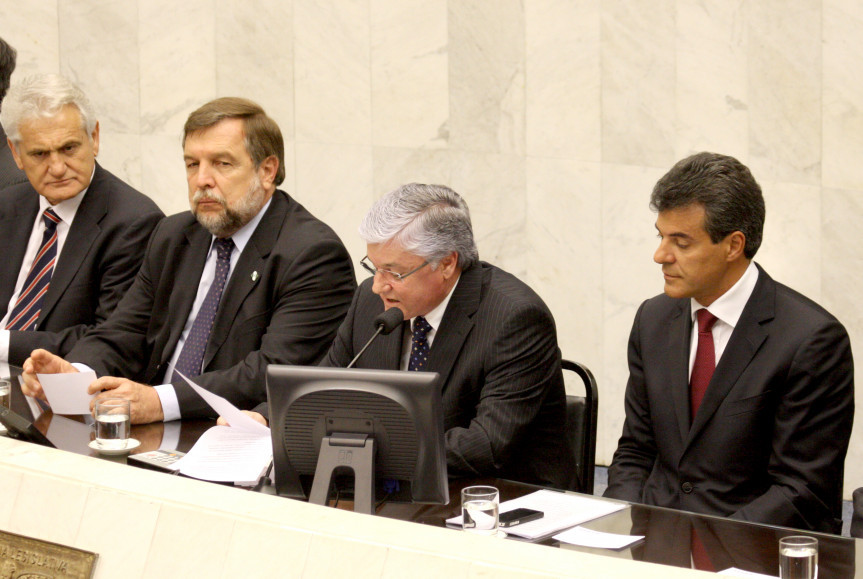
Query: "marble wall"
3 0 863 495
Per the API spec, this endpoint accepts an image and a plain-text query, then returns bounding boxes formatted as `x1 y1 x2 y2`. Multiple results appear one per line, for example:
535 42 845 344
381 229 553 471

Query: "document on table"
37 371 98 415
553 526 642 549
717 569 777 578
171 370 272 483
173 425 272 482
446 490 628 540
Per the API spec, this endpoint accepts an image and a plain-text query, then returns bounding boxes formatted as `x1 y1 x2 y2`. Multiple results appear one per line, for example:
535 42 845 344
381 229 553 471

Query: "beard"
192 173 266 237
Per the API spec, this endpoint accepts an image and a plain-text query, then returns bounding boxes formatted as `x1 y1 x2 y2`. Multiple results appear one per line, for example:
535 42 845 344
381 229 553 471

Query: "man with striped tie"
0 74 163 367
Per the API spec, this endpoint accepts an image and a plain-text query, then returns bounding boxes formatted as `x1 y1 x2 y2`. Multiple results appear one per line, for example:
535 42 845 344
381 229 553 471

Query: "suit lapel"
668 301 693 444
0 190 38 318
159 221 211 366
687 269 773 444
203 192 286 368
39 166 109 322
425 265 481 389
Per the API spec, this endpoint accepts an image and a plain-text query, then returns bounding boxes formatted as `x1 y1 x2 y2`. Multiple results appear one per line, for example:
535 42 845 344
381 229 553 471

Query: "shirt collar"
412 273 461 332
209 196 272 255
691 261 759 329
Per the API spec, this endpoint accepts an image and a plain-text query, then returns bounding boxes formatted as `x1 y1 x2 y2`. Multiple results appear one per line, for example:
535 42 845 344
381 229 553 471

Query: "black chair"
851 487 863 538
561 359 598 495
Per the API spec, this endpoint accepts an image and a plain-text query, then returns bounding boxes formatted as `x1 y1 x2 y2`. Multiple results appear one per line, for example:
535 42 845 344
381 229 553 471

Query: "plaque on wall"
0 530 97 578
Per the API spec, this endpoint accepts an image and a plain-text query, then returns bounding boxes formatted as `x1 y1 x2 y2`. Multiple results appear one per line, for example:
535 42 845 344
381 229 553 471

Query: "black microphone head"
374 308 404 335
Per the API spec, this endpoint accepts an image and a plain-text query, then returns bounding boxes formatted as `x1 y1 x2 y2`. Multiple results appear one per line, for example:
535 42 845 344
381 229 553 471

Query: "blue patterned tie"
6 208 62 331
172 238 234 381
408 316 432 371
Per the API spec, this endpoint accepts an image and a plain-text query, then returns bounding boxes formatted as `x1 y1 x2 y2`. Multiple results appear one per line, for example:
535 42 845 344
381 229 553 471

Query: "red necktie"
690 309 718 420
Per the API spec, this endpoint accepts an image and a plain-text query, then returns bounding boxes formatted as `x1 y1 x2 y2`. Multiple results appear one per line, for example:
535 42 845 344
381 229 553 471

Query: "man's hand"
216 410 268 427
89 377 164 424
21 349 78 400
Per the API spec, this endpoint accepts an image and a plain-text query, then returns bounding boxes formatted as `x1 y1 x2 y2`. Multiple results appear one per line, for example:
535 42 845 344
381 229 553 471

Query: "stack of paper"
171 372 272 484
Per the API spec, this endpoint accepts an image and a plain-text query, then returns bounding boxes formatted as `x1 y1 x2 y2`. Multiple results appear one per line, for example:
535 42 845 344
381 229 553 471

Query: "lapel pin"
251 271 259 282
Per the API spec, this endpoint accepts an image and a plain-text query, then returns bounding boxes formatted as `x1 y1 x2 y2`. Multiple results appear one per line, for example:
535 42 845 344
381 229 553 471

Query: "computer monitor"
266 365 449 514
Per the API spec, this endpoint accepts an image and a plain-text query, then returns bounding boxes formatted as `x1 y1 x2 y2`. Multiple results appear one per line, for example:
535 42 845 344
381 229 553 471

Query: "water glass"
461 485 499 535
94 399 131 450
779 535 818 579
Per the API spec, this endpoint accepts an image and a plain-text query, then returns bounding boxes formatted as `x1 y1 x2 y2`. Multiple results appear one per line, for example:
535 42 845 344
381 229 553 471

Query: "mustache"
192 188 227 206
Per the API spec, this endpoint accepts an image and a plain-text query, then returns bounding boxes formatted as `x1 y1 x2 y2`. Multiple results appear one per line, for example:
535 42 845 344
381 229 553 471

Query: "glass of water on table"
779 535 818 579
94 399 131 451
461 485 500 536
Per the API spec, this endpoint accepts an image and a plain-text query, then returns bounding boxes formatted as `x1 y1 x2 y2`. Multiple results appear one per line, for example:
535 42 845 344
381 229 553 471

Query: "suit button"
682 482 693 493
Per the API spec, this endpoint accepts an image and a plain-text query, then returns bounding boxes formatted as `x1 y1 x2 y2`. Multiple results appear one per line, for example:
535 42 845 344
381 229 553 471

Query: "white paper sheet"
174 369 269 435
169 369 272 483
553 526 643 549
446 490 628 540
38 371 97 415
173 425 272 482
717 569 777 578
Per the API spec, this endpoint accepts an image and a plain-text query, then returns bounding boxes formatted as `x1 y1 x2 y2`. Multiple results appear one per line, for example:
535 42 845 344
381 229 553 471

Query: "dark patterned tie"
172 238 234 381
690 309 718 421
408 316 432 371
6 208 62 331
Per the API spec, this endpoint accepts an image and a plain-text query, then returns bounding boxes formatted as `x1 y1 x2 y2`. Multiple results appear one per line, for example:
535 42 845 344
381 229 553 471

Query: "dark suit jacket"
320 261 574 489
67 190 356 418
605 264 854 533
0 163 163 365
0 126 27 191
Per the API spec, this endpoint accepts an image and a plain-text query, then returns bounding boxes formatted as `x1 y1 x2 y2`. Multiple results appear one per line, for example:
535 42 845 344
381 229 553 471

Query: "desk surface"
4 369 858 578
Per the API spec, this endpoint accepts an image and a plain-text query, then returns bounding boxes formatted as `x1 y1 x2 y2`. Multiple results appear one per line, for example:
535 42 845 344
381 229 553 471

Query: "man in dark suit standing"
0 37 26 190
0 74 162 367
22 97 356 424
248 183 573 488
604 152 854 533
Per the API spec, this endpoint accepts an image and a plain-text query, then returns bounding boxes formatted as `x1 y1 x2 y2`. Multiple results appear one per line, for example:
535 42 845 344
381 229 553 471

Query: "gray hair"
0 37 16 108
359 183 479 269
0 74 97 143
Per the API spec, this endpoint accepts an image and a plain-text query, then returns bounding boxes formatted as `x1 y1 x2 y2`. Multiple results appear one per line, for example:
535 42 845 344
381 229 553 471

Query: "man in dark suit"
0 37 26 190
604 152 854 533
0 74 162 367
22 97 356 423
248 183 573 488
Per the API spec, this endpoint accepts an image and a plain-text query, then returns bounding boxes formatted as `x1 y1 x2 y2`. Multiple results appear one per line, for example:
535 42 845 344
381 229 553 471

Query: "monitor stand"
308 433 376 514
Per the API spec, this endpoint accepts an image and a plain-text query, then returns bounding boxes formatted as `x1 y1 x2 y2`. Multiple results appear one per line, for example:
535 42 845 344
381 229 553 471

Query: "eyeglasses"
360 256 429 282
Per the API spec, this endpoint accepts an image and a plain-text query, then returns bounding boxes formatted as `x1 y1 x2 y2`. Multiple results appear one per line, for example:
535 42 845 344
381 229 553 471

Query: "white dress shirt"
155 197 272 421
688 261 759 378
0 187 89 361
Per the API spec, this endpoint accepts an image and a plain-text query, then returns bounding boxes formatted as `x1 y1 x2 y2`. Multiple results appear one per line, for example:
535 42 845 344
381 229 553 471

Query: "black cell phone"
499 507 543 528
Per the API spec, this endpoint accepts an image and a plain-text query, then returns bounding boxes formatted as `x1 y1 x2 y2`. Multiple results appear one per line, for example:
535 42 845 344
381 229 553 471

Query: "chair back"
562 359 598 494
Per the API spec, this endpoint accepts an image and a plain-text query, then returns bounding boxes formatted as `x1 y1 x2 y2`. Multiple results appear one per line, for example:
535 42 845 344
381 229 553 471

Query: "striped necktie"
6 208 62 331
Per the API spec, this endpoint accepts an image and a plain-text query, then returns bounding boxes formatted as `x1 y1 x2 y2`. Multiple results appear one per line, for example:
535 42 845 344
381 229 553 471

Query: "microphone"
347 308 404 368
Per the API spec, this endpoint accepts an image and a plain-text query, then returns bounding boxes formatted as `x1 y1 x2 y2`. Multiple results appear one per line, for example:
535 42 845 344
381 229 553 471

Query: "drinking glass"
461 485 499 535
779 535 818 579
94 399 131 450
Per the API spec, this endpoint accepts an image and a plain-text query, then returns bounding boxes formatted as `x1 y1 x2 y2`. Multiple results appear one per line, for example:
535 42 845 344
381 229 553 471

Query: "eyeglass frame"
360 255 429 282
